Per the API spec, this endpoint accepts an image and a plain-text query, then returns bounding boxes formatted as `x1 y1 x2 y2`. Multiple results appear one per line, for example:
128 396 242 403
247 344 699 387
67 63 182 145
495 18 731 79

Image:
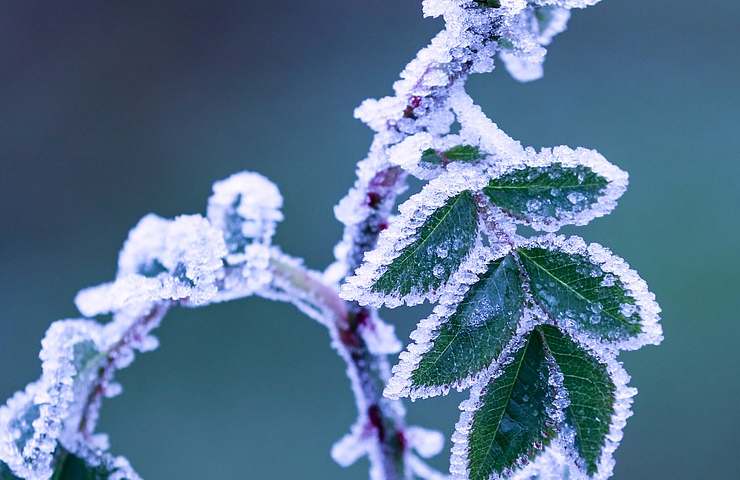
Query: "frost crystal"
341 164 490 308
207 171 283 254
76 214 227 316
0 320 105 479
483 146 628 232
518 234 663 351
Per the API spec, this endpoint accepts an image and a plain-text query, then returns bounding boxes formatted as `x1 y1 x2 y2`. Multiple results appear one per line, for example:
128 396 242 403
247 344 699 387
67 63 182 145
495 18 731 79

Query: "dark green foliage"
468 332 554 480
539 325 616 474
518 247 642 343
412 255 525 388
420 145 483 165
372 191 479 298
483 164 608 224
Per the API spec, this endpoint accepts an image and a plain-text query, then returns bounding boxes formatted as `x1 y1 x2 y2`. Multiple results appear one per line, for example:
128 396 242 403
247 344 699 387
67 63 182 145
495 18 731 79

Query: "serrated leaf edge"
538 329 637 480
383 247 524 400
484 146 628 232
448 329 555 480
518 234 663 352
341 164 491 308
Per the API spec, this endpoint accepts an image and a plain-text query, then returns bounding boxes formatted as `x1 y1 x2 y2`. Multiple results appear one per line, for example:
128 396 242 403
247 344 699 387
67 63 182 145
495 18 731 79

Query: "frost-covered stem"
269 253 409 480
77 303 170 437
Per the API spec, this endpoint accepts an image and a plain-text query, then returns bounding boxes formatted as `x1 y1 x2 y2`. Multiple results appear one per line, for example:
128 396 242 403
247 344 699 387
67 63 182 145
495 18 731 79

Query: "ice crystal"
76 214 227 316
517 234 663 351
341 164 490 308
483 146 628 232
0 320 106 479
0 1 659 479
207 171 283 255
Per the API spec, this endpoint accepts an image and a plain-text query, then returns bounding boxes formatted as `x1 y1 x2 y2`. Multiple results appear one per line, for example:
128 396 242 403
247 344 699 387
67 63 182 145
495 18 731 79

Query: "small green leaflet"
421 145 483 165
479 147 627 232
395 255 525 397
343 187 481 307
474 0 502 8
50 450 112 480
456 325 628 480
538 325 618 476
373 190 478 298
516 236 662 350
463 331 554 480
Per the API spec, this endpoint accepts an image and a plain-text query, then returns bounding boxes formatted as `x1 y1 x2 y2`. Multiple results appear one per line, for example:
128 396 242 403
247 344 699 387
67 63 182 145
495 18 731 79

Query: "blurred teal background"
0 1 737 478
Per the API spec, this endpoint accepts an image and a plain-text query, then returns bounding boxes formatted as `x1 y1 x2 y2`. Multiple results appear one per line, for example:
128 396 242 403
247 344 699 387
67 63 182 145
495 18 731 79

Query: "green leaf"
475 0 501 7
464 331 555 480
538 325 616 475
517 245 643 345
0 448 123 480
420 145 483 165
420 148 441 164
410 255 525 391
51 450 111 480
372 190 479 300
0 461 21 479
445 145 483 162
483 163 610 230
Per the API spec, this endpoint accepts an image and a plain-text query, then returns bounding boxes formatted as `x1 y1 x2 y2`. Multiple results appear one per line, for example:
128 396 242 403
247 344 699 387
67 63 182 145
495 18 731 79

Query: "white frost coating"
448 332 535 480
0 320 105 480
384 245 514 400
62 437 143 480
207 171 284 251
341 164 491 308
407 426 445 458
539 339 637 480
499 6 571 82
75 214 227 316
486 145 628 232
449 87 526 164
117 214 170 277
331 420 370 467
408 455 452 480
161 215 227 305
509 444 574 480
359 314 403 355
519 234 663 351
0 383 39 478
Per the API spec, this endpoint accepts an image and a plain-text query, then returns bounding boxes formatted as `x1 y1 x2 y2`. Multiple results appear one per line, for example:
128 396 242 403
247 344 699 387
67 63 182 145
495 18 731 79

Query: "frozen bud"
117 214 170 278
207 171 283 253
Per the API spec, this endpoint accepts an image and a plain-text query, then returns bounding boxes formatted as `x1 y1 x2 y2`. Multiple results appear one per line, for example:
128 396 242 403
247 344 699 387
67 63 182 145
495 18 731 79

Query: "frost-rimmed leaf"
516 235 662 351
342 165 491 308
483 146 627 232
386 131 488 180
386 251 548 400
422 145 483 165
538 325 636 480
449 331 557 480
0 320 106 480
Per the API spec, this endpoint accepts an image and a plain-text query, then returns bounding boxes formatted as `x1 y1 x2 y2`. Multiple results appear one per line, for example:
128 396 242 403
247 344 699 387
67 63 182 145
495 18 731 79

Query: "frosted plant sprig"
338 0 661 479
1 1 660 480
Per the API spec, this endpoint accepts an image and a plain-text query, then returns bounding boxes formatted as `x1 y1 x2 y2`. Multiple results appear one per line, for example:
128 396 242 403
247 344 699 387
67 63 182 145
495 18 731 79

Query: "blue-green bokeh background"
1 1 738 478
